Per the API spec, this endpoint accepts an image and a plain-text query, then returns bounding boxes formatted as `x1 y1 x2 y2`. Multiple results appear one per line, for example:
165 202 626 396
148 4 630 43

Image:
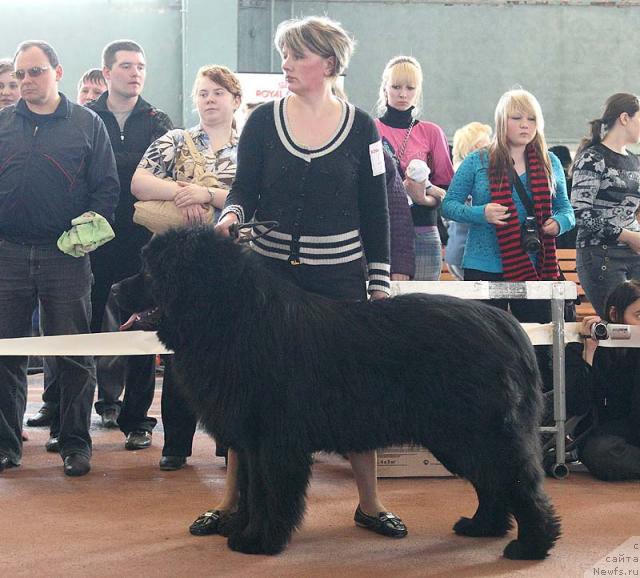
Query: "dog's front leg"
227 448 268 554
227 445 313 555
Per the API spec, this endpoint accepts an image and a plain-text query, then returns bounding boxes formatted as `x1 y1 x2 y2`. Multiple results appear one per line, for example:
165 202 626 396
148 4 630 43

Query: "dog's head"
141 227 248 322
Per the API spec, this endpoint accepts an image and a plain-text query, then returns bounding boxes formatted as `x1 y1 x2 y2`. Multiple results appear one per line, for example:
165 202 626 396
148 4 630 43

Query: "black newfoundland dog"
135 227 560 559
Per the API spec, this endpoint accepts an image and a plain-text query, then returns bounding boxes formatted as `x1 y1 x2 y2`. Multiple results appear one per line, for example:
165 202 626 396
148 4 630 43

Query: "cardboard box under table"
377 446 454 478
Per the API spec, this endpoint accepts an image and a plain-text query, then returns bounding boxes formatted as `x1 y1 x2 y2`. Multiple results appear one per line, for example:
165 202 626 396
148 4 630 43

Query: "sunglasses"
13 66 50 80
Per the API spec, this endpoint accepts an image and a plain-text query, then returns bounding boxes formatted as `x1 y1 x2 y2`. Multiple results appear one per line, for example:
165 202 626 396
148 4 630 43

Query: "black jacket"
225 100 390 270
88 92 173 231
0 93 119 244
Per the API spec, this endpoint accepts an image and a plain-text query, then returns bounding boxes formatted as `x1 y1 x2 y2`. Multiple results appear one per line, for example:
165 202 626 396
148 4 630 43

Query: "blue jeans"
0 240 95 463
576 244 640 317
414 226 442 281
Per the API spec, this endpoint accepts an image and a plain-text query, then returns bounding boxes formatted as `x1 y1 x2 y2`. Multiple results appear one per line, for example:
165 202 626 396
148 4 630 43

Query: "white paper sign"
369 140 385 177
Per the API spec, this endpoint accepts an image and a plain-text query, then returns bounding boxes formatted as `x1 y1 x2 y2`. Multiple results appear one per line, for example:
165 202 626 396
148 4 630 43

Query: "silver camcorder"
590 322 632 341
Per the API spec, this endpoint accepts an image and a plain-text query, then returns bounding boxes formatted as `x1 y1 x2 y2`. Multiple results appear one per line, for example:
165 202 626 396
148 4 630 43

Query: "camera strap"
510 167 536 219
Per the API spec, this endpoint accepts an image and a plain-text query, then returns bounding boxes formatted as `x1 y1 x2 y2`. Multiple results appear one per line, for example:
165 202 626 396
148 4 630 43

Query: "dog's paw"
227 529 286 555
453 516 509 538
503 539 549 560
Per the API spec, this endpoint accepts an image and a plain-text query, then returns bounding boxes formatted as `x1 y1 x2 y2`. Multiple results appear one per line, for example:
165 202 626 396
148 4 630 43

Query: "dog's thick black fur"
134 227 560 558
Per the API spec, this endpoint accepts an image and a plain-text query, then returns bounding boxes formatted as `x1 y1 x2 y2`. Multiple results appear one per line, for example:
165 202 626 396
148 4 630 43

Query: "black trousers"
160 358 197 456
40 228 153 416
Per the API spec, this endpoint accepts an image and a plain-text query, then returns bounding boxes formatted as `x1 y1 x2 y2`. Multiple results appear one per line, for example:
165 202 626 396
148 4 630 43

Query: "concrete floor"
1 375 638 578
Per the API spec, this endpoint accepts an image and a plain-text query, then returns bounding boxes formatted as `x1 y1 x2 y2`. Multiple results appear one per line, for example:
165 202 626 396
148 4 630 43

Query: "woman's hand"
403 177 426 203
541 218 560 237
214 212 239 238
174 181 209 207
580 315 602 338
403 179 444 207
580 315 602 366
369 290 388 301
619 229 640 254
205 187 229 209
427 186 446 203
484 203 510 225
391 273 410 281
179 203 207 226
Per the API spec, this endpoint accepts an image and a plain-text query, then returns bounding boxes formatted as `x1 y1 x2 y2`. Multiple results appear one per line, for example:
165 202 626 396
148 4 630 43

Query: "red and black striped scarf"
489 144 559 281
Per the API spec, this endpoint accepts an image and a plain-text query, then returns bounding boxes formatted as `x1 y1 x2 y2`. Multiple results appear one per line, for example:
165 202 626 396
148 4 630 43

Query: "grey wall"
238 0 640 145
2 0 639 144
0 0 238 128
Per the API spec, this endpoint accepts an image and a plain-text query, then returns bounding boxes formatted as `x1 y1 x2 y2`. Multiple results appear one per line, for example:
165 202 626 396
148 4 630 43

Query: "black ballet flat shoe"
354 505 408 538
189 509 230 536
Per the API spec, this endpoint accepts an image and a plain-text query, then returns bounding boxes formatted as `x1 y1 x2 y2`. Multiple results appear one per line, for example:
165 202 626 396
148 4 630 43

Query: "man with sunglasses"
27 40 173 453
0 40 119 477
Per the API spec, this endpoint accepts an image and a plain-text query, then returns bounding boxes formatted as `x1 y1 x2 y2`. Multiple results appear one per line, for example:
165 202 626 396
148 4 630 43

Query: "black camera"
521 216 542 253
590 322 632 341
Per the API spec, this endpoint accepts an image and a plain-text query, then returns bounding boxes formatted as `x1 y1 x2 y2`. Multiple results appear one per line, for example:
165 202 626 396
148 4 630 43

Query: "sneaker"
125 430 152 451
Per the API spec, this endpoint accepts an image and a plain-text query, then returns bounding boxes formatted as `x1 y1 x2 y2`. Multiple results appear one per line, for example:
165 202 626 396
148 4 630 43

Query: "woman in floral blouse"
132 64 240 224
131 65 241 473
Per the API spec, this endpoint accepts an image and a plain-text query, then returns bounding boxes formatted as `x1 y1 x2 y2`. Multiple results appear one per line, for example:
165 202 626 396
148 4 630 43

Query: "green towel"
57 212 115 257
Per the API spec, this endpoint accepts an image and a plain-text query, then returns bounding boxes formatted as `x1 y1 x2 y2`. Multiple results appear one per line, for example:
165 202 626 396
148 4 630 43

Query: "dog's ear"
142 229 193 313
142 229 181 274
143 227 246 316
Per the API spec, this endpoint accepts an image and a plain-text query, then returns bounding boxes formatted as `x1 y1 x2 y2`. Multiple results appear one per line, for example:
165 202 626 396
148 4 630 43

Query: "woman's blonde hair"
490 89 553 187
274 15 354 98
452 122 492 169
376 55 423 117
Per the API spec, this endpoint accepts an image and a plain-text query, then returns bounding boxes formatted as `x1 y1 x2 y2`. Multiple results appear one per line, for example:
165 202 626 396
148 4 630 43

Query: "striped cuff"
219 205 245 224
368 262 391 295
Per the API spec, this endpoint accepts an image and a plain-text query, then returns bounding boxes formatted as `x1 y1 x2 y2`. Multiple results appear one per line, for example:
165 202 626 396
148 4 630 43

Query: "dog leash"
228 220 279 243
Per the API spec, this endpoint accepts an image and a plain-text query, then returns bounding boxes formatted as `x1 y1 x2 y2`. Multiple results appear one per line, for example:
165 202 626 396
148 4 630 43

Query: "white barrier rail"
0 324 580 355
0 331 171 356
2 322 638 355
391 279 577 301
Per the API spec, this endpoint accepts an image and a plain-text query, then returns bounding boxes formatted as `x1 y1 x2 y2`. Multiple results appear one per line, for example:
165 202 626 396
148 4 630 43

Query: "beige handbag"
133 131 218 234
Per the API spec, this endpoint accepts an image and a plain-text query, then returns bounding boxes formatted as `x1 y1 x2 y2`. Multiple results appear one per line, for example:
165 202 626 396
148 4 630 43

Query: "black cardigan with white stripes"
222 98 390 294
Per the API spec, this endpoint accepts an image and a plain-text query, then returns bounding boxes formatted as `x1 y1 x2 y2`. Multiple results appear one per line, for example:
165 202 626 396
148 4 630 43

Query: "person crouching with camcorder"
578 279 640 481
